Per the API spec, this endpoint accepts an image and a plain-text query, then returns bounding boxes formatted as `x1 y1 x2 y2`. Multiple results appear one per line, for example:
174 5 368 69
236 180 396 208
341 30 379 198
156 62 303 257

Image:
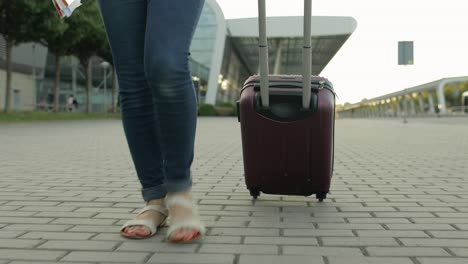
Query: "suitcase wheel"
316 192 327 202
249 189 260 199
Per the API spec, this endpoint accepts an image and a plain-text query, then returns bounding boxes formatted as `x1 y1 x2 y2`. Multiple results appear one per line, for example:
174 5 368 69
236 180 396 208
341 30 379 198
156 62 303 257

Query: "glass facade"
38 54 114 112
190 3 218 103
36 1 227 112
218 39 251 105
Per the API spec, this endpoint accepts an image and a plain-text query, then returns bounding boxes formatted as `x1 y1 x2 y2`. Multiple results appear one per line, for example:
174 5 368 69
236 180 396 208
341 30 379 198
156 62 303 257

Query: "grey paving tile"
449 248 468 257
0 249 67 261
322 237 399 246
0 211 36 217
347 218 411 224
38 240 119 251
199 244 277 254
356 230 429 238
33 211 97 218
116 242 197 252
1 118 468 264
0 238 45 248
412 218 468 224
209 227 279 236
248 221 315 229
18 206 78 212
248 236 319 246
61 251 149 262
8 261 94 264
1 224 72 232
429 231 468 238
19 231 95 240
283 229 354 237
283 246 364 256
400 238 468 247
317 223 384 230
386 224 455 230
327 256 414 264
50 218 117 225
455 224 468 230
67 225 123 233
366 247 451 257
0 231 25 238
146 253 235 264
0 217 53 224
418 258 468 264
239 255 323 264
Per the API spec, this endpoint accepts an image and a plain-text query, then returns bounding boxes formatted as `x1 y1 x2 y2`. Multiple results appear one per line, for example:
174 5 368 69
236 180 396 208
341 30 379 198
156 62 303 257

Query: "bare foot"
121 199 167 238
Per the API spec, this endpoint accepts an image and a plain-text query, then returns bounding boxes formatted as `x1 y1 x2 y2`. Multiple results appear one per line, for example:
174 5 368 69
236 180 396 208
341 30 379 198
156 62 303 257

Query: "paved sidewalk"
0 117 467 264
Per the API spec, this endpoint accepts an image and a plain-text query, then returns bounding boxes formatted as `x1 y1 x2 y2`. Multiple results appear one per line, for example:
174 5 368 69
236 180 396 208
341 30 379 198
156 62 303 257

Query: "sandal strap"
137 204 168 217
121 219 157 235
166 219 206 238
164 195 195 210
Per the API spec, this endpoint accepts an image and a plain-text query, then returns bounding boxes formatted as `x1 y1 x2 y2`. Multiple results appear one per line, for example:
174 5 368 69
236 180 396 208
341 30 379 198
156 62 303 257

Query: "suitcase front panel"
239 78 335 196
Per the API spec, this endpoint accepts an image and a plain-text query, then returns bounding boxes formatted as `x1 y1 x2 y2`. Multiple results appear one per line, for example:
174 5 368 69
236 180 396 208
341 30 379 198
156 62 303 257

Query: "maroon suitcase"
237 0 335 202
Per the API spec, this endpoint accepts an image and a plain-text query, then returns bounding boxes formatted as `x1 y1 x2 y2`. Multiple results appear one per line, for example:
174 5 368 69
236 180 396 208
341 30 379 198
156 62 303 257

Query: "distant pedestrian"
67 95 75 112
73 98 79 111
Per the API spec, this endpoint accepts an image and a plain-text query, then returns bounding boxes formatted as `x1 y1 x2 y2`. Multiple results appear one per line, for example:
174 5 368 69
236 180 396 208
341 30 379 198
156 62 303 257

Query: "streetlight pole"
398 41 414 124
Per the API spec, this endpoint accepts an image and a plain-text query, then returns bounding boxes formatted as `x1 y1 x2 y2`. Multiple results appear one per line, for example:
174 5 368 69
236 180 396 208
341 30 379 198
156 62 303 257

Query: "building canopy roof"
227 16 357 75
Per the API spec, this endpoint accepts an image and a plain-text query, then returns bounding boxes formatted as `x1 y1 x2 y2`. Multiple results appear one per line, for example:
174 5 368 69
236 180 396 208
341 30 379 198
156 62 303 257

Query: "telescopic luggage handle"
258 0 312 109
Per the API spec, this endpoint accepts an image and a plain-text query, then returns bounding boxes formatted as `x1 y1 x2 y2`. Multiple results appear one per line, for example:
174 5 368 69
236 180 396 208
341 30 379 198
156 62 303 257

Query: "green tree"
31 1 75 112
67 0 107 113
0 0 36 112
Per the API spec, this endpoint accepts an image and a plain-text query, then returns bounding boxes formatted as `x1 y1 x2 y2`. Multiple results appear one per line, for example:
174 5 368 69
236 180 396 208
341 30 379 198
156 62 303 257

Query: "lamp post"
100 61 111 114
398 41 414 123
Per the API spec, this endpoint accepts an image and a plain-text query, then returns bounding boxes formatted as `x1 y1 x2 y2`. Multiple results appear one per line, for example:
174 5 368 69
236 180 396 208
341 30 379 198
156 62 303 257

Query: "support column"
391 99 397 117
403 95 409 117
418 93 425 114
396 98 401 117
384 102 389 117
273 40 283 75
436 82 447 114
428 92 436 114
410 96 416 115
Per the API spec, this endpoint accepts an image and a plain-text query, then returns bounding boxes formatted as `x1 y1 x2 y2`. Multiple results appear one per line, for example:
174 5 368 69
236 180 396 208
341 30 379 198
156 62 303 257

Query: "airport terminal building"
0 0 356 111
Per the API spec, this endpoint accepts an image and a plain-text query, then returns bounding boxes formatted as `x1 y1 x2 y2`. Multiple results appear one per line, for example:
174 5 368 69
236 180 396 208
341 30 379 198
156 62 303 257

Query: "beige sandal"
120 204 168 239
165 194 205 243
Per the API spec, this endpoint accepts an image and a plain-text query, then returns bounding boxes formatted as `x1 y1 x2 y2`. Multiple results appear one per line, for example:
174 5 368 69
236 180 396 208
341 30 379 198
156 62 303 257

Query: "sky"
215 0 468 104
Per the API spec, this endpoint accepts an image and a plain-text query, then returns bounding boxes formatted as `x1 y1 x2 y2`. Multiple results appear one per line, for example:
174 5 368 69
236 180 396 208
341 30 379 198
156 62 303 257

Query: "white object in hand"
53 0 82 18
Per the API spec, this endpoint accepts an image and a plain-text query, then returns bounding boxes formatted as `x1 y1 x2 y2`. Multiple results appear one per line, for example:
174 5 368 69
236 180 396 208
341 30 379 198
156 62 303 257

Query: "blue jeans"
98 0 205 201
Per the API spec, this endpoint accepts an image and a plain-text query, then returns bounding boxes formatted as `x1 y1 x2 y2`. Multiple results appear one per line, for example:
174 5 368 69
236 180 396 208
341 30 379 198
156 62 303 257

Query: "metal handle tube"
302 0 312 109
258 0 269 107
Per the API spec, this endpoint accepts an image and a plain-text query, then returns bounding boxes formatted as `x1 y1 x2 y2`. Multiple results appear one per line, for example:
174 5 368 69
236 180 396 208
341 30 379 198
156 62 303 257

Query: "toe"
135 227 150 236
170 230 185 241
183 230 197 242
122 228 135 236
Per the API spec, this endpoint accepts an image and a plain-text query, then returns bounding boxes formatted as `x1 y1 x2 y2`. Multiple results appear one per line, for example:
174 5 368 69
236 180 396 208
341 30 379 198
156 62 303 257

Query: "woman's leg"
98 0 167 237
144 0 204 193
144 0 205 242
